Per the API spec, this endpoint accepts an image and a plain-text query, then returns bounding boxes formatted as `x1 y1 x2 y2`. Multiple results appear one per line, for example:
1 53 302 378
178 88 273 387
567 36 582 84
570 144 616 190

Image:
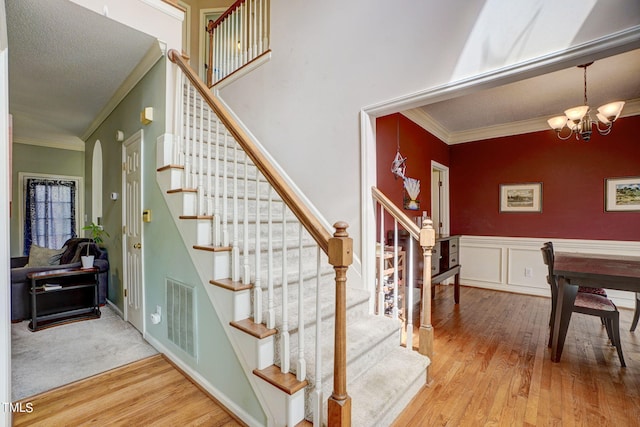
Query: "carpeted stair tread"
349 347 430 427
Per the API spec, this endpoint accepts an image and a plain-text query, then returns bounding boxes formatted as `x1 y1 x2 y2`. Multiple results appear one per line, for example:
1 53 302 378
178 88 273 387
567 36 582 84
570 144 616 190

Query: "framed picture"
605 176 640 212
500 183 542 213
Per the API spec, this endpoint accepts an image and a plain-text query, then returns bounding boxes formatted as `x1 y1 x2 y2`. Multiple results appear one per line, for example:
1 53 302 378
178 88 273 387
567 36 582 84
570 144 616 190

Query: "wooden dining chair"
541 242 625 367
631 292 639 332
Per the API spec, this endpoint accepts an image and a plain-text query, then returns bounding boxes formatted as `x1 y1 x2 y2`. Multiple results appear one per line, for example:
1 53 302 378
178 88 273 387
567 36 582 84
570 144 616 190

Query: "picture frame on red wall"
605 176 640 212
499 183 543 213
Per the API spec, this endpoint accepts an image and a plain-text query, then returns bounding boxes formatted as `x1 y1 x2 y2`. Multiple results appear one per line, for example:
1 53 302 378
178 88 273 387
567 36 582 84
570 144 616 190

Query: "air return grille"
166 278 197 358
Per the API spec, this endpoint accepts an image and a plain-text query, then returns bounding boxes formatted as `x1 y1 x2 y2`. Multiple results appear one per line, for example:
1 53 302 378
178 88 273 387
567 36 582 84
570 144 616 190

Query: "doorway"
431 161 449 236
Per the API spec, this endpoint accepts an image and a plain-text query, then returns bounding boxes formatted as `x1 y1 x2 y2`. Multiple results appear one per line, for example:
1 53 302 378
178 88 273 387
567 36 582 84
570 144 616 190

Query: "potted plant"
81 222 109 268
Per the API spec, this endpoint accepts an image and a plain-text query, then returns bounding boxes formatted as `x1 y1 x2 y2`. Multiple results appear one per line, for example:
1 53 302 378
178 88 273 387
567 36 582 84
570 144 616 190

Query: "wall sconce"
140 107 153 125
115 130 124 142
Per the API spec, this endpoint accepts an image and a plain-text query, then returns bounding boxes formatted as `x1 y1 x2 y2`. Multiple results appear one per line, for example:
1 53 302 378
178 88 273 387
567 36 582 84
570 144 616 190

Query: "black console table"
431 235 461 303
28 267 101 331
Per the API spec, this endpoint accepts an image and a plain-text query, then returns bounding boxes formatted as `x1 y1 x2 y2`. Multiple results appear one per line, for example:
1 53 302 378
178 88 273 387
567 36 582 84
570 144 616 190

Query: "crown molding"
81 41 164 141
404 97 640 145
13 136 85 152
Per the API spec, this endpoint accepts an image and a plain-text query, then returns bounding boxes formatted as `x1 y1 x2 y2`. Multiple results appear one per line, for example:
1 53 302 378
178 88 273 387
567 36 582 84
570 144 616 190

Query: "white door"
431 161 450 236
123 130 144 332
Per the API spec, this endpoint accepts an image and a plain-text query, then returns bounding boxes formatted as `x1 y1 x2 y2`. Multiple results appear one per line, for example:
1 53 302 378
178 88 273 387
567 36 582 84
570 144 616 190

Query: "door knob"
133 243 141 249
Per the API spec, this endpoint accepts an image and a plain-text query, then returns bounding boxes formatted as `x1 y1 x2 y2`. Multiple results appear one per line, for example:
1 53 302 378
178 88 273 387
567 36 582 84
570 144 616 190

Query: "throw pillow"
26 244 66 267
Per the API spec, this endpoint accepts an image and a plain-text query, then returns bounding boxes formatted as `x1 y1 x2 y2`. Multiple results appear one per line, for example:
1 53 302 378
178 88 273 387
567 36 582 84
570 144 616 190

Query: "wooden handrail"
168 49 332 254
211 0 246 28
371 186 420 239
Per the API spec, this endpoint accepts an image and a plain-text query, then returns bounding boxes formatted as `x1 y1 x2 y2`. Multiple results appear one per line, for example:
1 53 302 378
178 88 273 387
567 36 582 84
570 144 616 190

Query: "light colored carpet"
11 304 158 400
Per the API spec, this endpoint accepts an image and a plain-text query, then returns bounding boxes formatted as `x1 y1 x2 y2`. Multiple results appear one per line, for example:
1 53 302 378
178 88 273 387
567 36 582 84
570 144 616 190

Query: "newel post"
205 19 214 87
327 222 352 426
418 216 436 360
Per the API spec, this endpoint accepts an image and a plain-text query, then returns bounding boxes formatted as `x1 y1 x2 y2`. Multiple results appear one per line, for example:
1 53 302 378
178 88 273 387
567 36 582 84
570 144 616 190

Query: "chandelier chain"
583 65 588 106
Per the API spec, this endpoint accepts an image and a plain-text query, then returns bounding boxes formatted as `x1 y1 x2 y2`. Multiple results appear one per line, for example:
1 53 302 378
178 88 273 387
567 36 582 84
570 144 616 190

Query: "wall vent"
166 278 197 359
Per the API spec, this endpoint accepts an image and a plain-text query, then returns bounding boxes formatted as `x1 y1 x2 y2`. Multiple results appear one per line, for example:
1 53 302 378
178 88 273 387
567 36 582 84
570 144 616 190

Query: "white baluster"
257 0 263 54
211 114 220 244
262 0 269 50
198 94 205 215
173 68 182 165
280 207 290 374
393 219 399 320
241 3 247 66
184 85 192 188
253 176 263 324
406 237 414 351
214 25 220 83
242 154 250 285
377 203 384 316
232 140 240 282
312 247 323 427
296 224 306 381
252 0 258 59
266 187 275 329
222 130 229 247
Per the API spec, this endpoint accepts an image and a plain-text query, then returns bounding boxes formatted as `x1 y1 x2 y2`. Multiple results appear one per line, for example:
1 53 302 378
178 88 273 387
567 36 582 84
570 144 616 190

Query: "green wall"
10 143 85 256
85 57 265 424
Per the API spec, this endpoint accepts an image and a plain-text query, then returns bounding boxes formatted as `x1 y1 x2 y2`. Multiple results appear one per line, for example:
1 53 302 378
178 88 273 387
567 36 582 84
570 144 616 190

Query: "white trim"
363 26 640 117
360 28 640 299
139 0 185 21
198 7 227 82
82 42 164 140
17 172 85 255
13 136 85 152
178 1 191 57
91 140 103 224
404 97 640 145
1 41 12 427
143 333 264 427
430 160 449 236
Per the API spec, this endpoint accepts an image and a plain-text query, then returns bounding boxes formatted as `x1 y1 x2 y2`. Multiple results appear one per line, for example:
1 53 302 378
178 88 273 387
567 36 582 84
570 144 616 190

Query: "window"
20 173 83 255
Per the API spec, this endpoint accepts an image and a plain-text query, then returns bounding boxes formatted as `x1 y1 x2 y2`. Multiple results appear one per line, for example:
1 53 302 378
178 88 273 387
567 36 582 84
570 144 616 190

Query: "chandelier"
547 62 625 141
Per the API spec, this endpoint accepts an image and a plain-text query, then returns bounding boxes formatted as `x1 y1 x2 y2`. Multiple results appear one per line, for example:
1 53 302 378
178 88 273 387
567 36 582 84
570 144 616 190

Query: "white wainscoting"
459 236 640 309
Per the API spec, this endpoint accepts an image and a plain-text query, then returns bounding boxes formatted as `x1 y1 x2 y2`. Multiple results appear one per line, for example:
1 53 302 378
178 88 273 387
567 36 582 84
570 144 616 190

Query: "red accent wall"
449 115 640 241
376 114 640 242
376 113 450 220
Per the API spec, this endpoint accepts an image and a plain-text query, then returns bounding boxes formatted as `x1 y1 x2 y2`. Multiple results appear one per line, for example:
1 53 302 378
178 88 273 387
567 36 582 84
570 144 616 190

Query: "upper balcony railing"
205 0 270 86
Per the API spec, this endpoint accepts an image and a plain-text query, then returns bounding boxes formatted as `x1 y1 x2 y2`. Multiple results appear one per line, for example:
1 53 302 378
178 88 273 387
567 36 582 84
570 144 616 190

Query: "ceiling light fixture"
547 62 625 142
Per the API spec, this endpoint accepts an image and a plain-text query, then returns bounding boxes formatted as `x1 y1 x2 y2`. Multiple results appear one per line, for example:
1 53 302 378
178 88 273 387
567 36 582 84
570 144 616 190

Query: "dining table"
551 252 640 363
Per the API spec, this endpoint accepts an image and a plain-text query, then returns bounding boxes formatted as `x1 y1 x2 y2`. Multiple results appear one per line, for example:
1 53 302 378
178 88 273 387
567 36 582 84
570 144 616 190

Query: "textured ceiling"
6 0 158 144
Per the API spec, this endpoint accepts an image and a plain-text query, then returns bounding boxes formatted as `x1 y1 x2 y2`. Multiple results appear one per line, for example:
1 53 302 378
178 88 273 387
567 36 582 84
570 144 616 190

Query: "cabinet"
28 267 101 331
375 247 406 318
431 235 461 303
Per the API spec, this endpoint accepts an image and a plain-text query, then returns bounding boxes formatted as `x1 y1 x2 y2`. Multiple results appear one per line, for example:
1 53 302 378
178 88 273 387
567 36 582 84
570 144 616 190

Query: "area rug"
11 304 158 400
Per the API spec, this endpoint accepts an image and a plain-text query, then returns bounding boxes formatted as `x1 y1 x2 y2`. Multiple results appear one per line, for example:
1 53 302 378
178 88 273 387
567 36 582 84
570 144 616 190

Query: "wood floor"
13 354 244 427
393 285 640 427
12 286 639 426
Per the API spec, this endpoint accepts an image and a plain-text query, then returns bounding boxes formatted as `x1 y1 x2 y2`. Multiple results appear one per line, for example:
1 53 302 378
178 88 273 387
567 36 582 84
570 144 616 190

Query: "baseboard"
143 334 264 427
105 299 124 318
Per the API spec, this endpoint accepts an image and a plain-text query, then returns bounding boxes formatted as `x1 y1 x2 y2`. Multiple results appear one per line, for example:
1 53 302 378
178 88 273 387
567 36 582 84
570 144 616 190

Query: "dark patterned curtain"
24 178 77 255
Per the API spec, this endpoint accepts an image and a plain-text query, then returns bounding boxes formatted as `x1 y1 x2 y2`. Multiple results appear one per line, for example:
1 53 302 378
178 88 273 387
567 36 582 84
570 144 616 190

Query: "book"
43 283 62 291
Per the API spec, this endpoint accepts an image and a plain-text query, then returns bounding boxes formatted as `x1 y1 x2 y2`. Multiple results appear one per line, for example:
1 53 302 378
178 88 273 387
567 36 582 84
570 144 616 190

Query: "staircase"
158 50 429 426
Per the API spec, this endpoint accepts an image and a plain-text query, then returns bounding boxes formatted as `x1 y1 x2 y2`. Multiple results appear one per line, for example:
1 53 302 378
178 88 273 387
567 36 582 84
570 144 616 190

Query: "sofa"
11 238 109 322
